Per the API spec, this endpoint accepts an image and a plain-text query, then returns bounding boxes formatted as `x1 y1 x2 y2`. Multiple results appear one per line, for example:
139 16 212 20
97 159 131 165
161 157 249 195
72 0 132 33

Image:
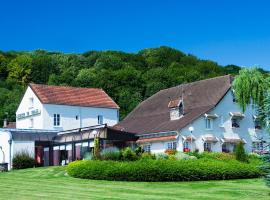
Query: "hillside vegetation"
0 46 245 125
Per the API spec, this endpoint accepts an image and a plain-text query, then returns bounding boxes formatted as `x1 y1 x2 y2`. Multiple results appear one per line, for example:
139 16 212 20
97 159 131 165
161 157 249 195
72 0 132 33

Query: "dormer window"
168 99 183 120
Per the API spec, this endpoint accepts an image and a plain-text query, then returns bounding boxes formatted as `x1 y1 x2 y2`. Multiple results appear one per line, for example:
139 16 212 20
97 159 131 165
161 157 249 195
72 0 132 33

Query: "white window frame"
144 144 151 153
204 142 212 152
53 114 61 127
167 141 177 150
252 141 264 151
98 115 104 125
205 118 213 130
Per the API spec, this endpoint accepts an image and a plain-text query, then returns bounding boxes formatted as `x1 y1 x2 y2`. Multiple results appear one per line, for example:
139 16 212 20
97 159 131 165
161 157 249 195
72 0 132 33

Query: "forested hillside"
0 46 245 126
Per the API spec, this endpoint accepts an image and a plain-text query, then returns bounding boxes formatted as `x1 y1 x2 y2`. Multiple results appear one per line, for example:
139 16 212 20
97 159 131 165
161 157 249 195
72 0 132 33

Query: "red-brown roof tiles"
29 84 119 109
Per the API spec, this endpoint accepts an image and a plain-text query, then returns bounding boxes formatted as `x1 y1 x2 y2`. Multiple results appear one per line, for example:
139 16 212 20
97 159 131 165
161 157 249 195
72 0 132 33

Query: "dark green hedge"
67 159 262 182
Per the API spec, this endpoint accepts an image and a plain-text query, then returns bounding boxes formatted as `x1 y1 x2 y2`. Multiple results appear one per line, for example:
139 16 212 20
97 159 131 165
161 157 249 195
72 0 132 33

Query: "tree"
31 50 56 84
232 67 270 187
235 142 248 163
7 55 33 85
232 68 269 113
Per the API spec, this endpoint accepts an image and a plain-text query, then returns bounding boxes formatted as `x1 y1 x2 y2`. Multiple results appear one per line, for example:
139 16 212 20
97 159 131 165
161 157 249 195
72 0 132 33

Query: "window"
144 144 151 153
204 142 212 152
183 141 190 152
29 118 33 128
231 118 240 128
98 115 103 125
167 141 177 150
29 97 34 108
54 114 60 126
205 118 212 129
252 142 264 151
254 120 261 130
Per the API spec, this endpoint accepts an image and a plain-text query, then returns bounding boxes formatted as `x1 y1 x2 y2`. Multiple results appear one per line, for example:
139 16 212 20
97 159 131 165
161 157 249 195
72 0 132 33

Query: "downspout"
8 136 12 170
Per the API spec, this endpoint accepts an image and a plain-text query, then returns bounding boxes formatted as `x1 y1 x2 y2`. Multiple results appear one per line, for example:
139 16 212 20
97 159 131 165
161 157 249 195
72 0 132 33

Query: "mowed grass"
0 167 269 200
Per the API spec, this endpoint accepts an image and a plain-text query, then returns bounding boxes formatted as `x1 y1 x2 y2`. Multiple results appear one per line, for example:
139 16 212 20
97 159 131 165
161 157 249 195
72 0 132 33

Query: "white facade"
142 89 270 154
0 130 35 170
16 86 119 131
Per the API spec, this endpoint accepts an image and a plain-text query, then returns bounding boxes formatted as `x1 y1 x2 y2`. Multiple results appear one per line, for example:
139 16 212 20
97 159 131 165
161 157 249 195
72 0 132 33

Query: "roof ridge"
159 74 232 93
29 83 103 91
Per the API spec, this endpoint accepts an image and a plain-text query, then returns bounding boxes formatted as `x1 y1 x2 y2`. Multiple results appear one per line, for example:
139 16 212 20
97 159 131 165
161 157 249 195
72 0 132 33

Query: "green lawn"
0 167 269 200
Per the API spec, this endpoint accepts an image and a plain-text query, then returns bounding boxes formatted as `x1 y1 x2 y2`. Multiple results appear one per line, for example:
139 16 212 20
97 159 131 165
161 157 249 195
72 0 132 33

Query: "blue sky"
1 0 270 69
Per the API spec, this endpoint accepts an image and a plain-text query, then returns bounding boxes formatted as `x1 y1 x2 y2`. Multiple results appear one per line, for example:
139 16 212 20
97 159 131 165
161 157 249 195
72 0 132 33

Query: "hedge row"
67 159 262 182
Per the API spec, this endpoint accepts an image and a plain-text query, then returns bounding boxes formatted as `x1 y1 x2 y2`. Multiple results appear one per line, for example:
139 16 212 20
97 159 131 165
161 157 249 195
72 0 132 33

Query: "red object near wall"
35 146 44 165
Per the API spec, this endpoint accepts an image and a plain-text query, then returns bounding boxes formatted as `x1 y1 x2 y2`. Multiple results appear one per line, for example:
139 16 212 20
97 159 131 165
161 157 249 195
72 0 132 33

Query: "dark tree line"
0 46 246 125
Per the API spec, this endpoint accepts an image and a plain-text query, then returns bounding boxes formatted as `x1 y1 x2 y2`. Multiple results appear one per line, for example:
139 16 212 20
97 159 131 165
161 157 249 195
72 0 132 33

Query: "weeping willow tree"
233 67 270 188
232 68 269 113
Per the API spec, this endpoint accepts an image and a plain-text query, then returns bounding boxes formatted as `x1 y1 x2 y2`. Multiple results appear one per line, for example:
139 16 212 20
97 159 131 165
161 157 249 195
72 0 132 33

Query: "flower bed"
67 159 263 182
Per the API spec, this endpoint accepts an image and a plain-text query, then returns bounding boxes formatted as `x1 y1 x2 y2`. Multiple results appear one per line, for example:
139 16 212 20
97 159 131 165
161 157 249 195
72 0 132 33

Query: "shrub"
101 147 121 161
134 146 144 156
12 150 36 169
260 154 270 187
235 142 249 163
140 152 155 160
122 147 137 161
175 152 191 160
156 153 169 160
198 152 235 161
164 149 177 155
67 159 262 182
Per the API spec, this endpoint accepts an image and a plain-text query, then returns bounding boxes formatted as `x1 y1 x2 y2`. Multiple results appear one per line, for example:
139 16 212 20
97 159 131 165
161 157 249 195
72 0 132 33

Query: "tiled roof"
115 75 232 135
29 84 119 109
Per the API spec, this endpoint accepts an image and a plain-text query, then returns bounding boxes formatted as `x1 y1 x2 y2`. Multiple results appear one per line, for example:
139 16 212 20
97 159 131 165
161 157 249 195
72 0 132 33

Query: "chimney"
3 119 7 128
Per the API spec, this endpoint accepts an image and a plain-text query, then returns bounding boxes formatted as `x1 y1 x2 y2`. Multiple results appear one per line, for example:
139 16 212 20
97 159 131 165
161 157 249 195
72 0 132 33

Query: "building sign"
17 109 41 119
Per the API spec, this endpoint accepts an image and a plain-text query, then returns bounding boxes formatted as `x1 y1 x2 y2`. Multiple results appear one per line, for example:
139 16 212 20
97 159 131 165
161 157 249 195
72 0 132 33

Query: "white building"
116 75 270 154
16 84 120 130
0 84 124 170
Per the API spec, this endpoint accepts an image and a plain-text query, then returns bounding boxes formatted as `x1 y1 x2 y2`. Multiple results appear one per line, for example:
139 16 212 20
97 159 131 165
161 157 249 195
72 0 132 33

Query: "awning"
202 134 219 142
221 137 246 144
137 135 176 143
204 113 218 119
229 112 245 118
182 135 196 141
53 126 138 144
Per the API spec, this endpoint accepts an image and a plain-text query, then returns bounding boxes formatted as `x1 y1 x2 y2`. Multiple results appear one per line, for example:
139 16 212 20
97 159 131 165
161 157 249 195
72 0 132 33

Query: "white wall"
16 86 119 130
16 87 44 129
0 130 35 170
179 89 270 153
43 104 119 130
12 141 35 157
146 89 270 154
0 131 12 169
